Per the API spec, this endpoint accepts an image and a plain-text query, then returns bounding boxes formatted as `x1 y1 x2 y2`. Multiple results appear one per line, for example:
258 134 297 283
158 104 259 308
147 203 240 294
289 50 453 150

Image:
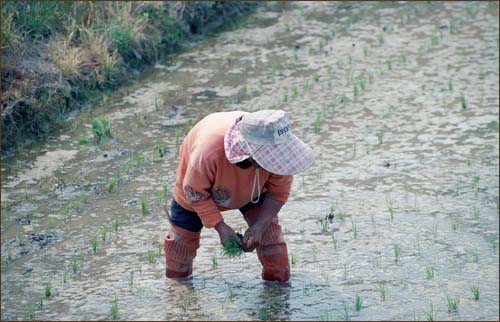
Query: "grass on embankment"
1 1 257 154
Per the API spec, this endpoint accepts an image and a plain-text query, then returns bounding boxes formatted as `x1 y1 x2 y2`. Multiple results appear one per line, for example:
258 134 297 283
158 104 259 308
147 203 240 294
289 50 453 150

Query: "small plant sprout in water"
387 60 392 71
91 117 112 146
331 232 338 250
386 195 394 220
211 255 218 268
375 284 386 301
147 250 158 264
110 294 119 320
460 93 467 110
221 235 245 258
446 295 460 313
471 174 480 188
258 306 268 320
107 177 117 193
91 237 98 254
350 217 358 239
376 131 384 144
472 206 480 219
71 256 78 274
425 302 437 321
59 206 70 219
378 33 384 45
112 213 120 232
283 92 288 103
313 112 324 134
291 254 297 267
140 197 149 216
355 293 362 311
448 79 453 91
313 74 320 83
394 244 401 263
470 285 480 300
425 265 435 279
100 225 108 242
353 83 359 98
44 282 52 298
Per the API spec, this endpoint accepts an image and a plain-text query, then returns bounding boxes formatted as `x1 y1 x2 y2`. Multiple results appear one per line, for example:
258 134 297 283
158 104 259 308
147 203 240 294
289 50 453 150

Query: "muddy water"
1 1 499 320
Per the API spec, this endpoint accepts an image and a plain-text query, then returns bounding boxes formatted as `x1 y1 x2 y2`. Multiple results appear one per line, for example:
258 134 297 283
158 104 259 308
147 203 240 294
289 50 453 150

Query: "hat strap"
250 167 261 204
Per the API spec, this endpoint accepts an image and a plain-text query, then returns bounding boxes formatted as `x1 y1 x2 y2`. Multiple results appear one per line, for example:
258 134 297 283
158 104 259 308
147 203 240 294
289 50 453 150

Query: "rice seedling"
110 294 119 320
386 195 394 220
283 92 288 103
340 95 349 105
211 255 218 268
363 47 368 57
431 33 439 46
375 284 386 301
350 217 358 239
425 265 434 279
71 256 78 274
359 78 366 91
140 197 149 216
221 236 245 258
314 74 320 83
394 244 401 263
400 52 407 63
340 301 350 321
472 206 480 219
125 210 133 223
293 51 298 62
112 214 120 232
59 206 70 219
470 285 480 300
376 131 384 144
78 137 90 145
472 174 480 187
355 293 362 311
446 295 460 312
91 117 112 145
460 93 467 110
79 248 85 261
258 307 268 320
14 228 25 246
100 225 108 242
6 246 13 262
292 85 298 98
313 112 324 134
91 237 98 254
368 74 374 84
129 270 134 288
387 60 392 71
331 232 337 250
44 282 52 298
425 302 437 321
353 83 359 98
224 281 235 301
107 177 117 193
24 302 37 320
319 311 336 321
63 272 68 284
378 34 384 45
448 79 453 91
147 250 158 264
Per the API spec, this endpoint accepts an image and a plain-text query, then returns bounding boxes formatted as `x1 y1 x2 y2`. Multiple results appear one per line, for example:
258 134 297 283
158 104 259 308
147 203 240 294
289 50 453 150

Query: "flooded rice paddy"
1 1 499 320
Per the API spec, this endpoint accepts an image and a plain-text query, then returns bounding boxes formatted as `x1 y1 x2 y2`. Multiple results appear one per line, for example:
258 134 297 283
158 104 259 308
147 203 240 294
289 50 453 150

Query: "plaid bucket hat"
224 110 314 175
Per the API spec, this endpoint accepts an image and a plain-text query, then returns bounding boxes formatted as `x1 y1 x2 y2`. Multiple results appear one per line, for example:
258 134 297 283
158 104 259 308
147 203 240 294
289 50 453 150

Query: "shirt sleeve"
264 173 293 204
182 151 223 228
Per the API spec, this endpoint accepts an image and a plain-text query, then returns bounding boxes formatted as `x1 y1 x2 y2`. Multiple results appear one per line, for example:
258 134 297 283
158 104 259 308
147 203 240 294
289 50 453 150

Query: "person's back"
163 109 314 282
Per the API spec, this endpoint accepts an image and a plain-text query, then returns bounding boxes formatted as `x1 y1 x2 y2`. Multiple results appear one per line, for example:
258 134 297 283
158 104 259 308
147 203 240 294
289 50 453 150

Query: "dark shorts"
169 192 269 232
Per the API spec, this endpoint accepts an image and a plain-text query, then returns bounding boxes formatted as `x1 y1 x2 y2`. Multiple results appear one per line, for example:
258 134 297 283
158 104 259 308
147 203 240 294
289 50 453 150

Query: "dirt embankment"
1 1 257 155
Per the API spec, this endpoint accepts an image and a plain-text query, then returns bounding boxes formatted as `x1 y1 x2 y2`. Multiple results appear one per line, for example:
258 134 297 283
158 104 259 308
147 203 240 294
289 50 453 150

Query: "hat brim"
224 123 314 175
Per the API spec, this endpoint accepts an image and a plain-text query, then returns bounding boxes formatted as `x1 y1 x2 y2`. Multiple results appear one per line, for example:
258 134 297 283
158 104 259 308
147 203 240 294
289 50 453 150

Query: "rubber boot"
244 207 290 283
163 225 200 278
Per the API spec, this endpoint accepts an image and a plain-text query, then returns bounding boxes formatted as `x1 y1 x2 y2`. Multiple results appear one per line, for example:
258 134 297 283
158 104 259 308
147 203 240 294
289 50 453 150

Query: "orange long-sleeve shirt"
173 111 293 228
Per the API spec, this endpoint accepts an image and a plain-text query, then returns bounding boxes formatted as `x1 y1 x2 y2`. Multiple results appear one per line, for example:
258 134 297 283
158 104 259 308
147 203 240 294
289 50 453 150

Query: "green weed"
140 197 149 216
107 177 117 193
91 117 112 145
425 265 434 279
110 294 119 319
375 284 386 301
394 244 401 263
91 237 98 254
470 285 480 300
147 250 158 264
44 282 52 298
355 293 362 311
446 295 460 312
460 94 467 110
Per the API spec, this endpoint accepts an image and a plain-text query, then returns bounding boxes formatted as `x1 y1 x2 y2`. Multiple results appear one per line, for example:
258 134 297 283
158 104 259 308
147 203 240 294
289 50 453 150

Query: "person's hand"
243 225 265 252
214 221 241 247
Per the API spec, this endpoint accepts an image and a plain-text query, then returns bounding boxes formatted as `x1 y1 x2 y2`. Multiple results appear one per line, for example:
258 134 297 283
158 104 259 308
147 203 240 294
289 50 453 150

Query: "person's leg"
164 199 203 278
240 194 290 283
